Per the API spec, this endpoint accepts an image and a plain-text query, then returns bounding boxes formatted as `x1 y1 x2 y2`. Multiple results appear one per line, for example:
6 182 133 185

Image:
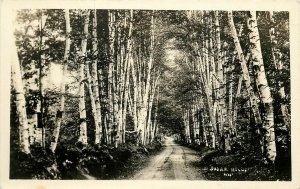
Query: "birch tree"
78 10 90 145
130 11 157 145
50 9 71 152
107 10 116 145
90 9 102 145
248 11 276 163
12 42 31 154
227 11 262 127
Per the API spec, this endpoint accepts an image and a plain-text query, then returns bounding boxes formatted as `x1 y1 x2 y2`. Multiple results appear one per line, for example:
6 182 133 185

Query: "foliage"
10 141 162 179
11 9 290 180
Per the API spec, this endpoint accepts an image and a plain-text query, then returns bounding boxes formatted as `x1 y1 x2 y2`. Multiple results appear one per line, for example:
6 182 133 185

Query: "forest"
10 9 290 180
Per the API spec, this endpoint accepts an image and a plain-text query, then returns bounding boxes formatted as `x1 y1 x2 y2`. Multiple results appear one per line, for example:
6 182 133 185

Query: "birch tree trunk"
201 109 208 147
12 42 31 154
248 11 276 163
78 10 90 145
147 73 160 143
113 22 121 147
185 110 191 143
86 63 100 145
117 10 134 144
91 9 102 145
99 68 108 143
228 62 234 135
215 11 228 148
135 12 156 145
130 56 138 132
142 13 155 145
233 75 243 132
191 11 214 148
121 61 130 143
227 11 262 126
50 9 71 152
151 85 159 143
107 10 116 145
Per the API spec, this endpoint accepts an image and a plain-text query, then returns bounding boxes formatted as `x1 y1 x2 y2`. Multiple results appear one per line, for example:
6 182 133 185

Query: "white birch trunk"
228 11 262 126
248 11 276 163
107 11 116 145
12 43 31 154
50 9 71 152
86 63 100 144
78 10 90 145
91 9 102 144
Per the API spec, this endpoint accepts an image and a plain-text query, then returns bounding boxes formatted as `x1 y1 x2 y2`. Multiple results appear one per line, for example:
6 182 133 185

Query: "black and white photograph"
1 0 300 188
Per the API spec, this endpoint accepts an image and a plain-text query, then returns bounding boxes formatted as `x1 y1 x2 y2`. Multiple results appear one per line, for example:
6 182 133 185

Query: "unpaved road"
132 137 205 180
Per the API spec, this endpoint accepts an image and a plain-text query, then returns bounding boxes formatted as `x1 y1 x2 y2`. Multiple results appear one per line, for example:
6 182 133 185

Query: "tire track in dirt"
132 137 205 180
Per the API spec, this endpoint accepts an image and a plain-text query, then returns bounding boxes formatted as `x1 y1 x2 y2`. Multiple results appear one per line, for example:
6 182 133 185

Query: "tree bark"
107 10 116 145
91 9 102 145
248 11 276 163
147 73 160 143
151 85 160 143
78 10 90 145
50 9 71 152
134 11 156 145
227 11 262 126
215 11 227 138
12 42 31 154
86 63 100 145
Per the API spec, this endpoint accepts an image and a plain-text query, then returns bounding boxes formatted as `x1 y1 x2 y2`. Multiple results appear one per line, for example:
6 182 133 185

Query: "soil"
131 137 205 180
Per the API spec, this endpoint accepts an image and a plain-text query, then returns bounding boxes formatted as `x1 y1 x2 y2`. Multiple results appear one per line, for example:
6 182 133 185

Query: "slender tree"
91 9 103 145
247 11 276 163
12 41 31 154
78 10 90 145
50 9 71 152
227 11 262 127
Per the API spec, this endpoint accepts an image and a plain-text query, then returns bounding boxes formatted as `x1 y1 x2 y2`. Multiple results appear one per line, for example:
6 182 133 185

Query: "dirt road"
132 137 205 180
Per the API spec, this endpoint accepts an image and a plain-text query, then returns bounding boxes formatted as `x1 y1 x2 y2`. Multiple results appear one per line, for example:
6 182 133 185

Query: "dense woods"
11 9 290 180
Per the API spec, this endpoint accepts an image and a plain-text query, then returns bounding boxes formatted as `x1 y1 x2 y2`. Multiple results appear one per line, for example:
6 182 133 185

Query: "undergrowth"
10 140 163 180
183 141 291 181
